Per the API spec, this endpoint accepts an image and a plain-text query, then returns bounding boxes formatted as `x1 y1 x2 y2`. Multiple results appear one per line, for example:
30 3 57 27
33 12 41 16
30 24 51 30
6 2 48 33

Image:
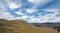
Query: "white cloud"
28 17 47 23
8 2 22 9
16 15 28 20
28 0 40 4
15 11 24 15
28 0 48 4
28 13 60 23
20 16 28 19
54 17 60 22
28 17 39 23
28 0 54 9
44 9 59 12
26 9 38 13
6 15 16 20
49 17 60 22
9 2 19 9
43 9 60 18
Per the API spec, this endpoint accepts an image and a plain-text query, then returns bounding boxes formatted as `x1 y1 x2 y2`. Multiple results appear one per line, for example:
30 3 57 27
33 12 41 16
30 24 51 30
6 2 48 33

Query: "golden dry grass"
0 19 59 33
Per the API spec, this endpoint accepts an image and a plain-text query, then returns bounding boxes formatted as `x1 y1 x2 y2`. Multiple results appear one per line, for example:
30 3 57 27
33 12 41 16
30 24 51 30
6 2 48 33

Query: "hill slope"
0 19 58 33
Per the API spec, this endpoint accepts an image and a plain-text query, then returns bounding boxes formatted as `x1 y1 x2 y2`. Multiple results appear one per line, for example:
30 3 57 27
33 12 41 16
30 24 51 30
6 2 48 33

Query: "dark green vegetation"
53 26 60 32
0 19 58 33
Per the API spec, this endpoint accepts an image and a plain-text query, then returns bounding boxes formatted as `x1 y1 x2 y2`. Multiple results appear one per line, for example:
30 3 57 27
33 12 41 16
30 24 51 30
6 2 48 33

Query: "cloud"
17 15 28 19
28 14 50 23
26 9 38 13
44 9 59 18
15 11 24 15
28 0 42 4
5 0 22 10
8 2 22 9
44 9 59 12
28 0 52 4
16 15 29 21
48 17 60 22
0 10 15 20
27 10 60 23
0 2 7 11
28 17 40 23
54 17 60 22
44 0 60 9
27 0 54 9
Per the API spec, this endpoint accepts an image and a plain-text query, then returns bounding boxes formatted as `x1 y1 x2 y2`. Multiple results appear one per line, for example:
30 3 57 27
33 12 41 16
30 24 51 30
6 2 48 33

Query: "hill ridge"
0 19 58 33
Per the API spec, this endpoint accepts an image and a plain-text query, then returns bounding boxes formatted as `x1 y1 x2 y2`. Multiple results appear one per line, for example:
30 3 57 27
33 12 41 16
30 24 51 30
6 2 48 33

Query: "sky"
0 0 60 23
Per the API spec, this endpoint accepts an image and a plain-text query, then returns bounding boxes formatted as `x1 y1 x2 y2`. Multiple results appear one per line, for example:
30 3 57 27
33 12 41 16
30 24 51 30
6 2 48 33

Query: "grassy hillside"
0 19 58 33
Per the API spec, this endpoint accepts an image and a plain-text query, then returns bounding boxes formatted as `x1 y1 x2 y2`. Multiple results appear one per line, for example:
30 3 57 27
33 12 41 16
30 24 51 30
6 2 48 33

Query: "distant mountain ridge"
31 22 60 27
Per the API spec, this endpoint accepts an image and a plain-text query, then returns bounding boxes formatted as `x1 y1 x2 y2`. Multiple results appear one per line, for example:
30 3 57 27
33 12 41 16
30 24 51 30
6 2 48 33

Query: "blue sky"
0 0 60 23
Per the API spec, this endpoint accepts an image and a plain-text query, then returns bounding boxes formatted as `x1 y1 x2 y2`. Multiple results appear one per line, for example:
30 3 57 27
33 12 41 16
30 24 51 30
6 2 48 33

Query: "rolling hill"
0 19 58 33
